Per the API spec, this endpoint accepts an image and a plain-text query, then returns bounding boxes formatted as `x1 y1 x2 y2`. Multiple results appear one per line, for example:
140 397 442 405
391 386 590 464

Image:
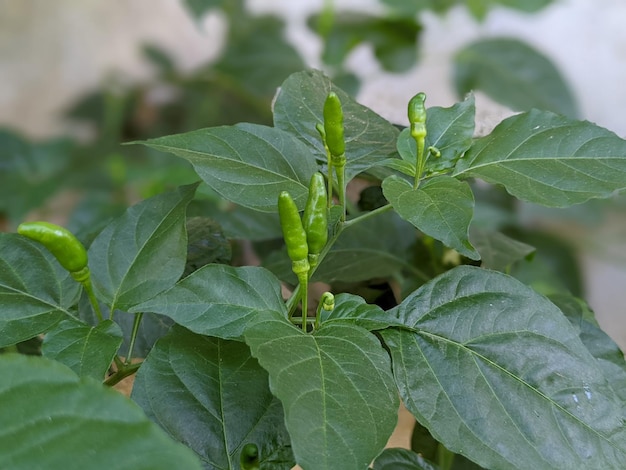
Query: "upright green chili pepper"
323 91 347 219
17 221 88 279
302 172 328 268
17 221 104 323
278 191 310 330
408 92 427 188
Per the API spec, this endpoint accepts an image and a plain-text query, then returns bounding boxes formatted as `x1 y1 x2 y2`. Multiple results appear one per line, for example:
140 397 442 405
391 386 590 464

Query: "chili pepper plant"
2 69 626 470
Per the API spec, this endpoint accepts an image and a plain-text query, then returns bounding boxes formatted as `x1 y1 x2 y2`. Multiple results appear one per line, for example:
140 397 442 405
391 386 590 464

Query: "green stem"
82 278 104 323
437 443 455 470
125 312 144 366
414 136 425 189
335 163 346 221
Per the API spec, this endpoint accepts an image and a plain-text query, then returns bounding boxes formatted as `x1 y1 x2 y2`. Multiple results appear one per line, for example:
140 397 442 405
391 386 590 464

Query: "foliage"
2 1 624 469
2 68 626 469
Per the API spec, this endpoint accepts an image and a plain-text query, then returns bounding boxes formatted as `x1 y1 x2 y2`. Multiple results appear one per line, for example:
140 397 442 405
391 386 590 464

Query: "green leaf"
454 110 626 207
0 234 80 347
470 229 535 271
42 318 123 380
245 311 399 470
372 448 438 470
273 70 400 181
132 327 294 469
135 124 317 212
381 265 626 469
321 293 404 331
0 354 202 470
396 94 476 175
383 175 479 259
130 265 286 340
112 311 173 358
454 38 577 117
89 183 197 312
549 293 626 403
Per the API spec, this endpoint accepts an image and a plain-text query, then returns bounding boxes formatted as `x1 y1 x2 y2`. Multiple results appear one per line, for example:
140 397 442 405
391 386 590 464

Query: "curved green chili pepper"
17 220 104 323
278 191 310 330
302 172 328 268
17 221 88 277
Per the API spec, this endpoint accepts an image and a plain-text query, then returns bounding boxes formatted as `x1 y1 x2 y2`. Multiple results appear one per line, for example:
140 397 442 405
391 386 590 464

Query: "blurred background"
2 0 626 348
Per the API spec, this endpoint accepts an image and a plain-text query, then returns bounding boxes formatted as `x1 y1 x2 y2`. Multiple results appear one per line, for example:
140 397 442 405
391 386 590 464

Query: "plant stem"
125 312 144 366
437 443 455 470
82 278 104 323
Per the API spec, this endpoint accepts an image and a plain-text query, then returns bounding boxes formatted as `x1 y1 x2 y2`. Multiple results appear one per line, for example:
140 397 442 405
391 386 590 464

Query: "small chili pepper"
278 191 310 330
17 221 88 277
323 91 347 219
408 92 428 188
302 172 328 268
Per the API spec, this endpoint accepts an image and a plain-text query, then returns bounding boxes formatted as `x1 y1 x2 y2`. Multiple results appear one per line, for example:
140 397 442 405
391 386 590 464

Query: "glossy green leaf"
549 293 626 403
454 38 577 117
454 110 626 207
42 318 122 380
396 94 475 175
245 311 399 470
383 175 479 259
0 234 80 347
372 448 438 470
136 124 317 212
89 184 197 312
381 266 626 469
132 327 294 469
273 70 400 181
470 229 535 271
0 354 202 470
130 265 286 340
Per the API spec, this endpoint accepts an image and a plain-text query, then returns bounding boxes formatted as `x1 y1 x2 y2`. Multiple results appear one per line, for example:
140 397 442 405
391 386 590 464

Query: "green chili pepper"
278 191 310 330
323 91 347 219
17 220 105 323
17 221 88 277
239 443 260 470
408 92 428 188
302 172 328 268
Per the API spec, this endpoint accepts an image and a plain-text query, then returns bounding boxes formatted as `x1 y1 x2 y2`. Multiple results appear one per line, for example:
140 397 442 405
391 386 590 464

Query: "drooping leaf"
395 94 475 175
381 265 626 470
130 265 286 340
372 448 438 470
0 354 202 470
273 70 400 181
470 229 535 271
549 293 626 403
89 183 197 312
245 311 399 470
132 327 294 469
42 318 123 380
454 38 577 117
454 110 626 207
0 234 80 347
383 175 479 259
135 124 317 212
